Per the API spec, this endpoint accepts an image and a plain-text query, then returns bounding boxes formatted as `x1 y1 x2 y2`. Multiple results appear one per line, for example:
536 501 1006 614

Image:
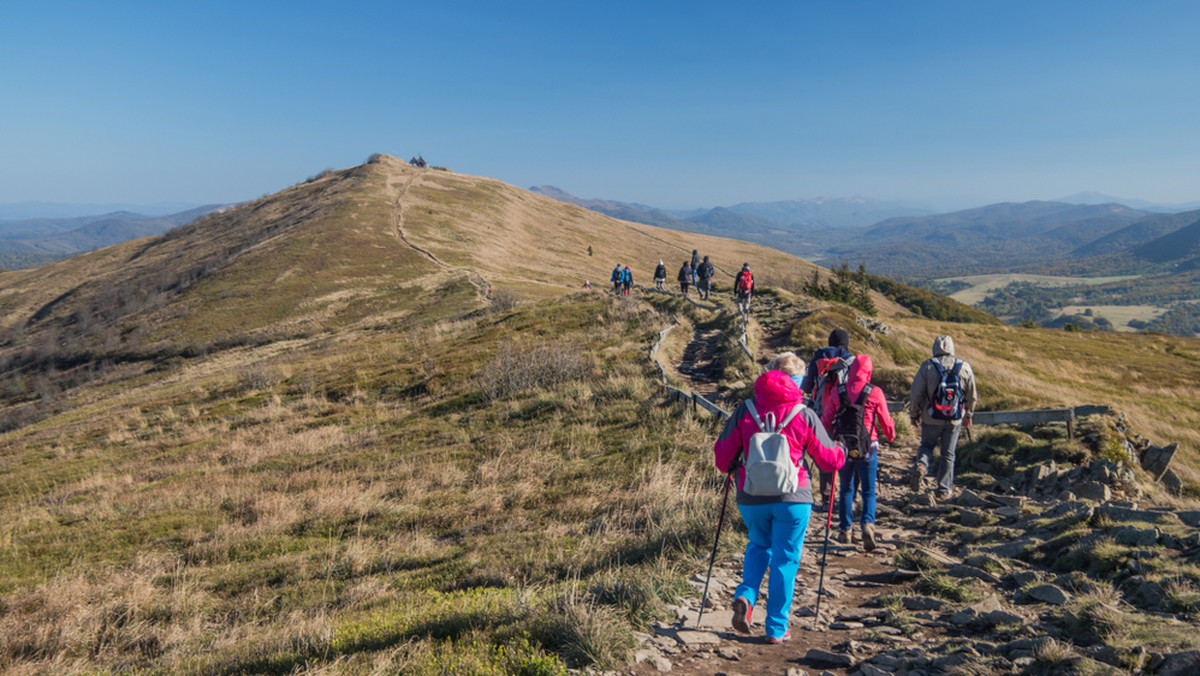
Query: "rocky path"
677 326 724 400
623 432 1200 676
625 442 942 676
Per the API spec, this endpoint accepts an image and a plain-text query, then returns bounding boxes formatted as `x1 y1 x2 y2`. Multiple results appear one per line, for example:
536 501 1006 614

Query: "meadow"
0 294 737 674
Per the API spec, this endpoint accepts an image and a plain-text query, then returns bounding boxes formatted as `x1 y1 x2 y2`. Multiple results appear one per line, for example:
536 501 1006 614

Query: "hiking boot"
909 464 926 492
837 529 852 545
731 596 753 634
862 523 877 552
765 630 791 644
936 490 952 502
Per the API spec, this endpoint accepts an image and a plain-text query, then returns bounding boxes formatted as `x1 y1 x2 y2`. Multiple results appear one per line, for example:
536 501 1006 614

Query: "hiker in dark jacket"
697 255 715 300
801 328 853 505
801 329 853 403
653 260 667 290
678 261 692 296
611 264 623 295
690 249 701 285
908 335 977 501
820 354 896 552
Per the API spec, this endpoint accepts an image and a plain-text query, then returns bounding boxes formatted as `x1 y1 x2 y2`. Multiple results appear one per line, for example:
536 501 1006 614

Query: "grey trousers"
915 421 961 494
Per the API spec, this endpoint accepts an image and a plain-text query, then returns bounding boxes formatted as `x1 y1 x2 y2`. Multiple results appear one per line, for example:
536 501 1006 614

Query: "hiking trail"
388 169 492 299
623 296 1198 676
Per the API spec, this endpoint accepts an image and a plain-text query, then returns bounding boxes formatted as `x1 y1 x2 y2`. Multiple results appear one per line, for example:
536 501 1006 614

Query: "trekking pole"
812 478 836 630
697 456 740 629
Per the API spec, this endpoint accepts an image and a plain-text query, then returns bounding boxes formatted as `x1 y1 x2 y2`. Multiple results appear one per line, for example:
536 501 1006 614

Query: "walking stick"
812 478 836 630
697 456 740 629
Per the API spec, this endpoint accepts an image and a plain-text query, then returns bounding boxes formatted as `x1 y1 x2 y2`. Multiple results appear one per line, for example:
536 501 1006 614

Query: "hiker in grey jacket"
908 335 976 500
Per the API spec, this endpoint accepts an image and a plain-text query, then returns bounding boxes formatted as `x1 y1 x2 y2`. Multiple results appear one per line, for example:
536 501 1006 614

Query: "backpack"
832 382 874 459
928 360 966 421
737 270 754 293
741 401 805 496
812 355 854 416
698 261 713 280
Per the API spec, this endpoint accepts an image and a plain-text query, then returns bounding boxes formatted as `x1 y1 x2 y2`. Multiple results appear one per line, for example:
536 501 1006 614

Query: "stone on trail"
716 646 742 661
1027 583 1072 605
830 621 865 630
1111 524 1159 547
653 655 673 672
1157 649 1200 676
901 595 949 611
675 630 721 647
1140 443 1177 480
804 648 854 667
948 563 1001 584
1076 481 1111 502
1097 504 1177 525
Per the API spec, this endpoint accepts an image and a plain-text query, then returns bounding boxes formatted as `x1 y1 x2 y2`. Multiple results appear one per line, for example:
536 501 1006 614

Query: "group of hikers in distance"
603 248 757 311
712 328 976 643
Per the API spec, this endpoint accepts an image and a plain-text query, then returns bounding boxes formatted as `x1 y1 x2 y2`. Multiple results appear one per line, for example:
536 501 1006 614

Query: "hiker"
764 352 805 389
801 328 854 504
653 260 667 290
713 371 846 644
802 328 853 411
691 249 701 285
908 335 977 501
820 354 896 552
582 280 591 291
697 255 715 300
611 264 623 295
678 261 692 296
735 263 754 311
621 265 633 296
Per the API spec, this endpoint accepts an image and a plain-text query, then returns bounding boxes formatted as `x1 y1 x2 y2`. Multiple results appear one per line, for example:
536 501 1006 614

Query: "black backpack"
832 382 874 459
929 360 966 421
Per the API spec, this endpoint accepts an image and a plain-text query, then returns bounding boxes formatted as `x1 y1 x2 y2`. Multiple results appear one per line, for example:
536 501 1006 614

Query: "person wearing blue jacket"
620 265 633 295
611 264 623 295
800 328 853 505
801 328 853 402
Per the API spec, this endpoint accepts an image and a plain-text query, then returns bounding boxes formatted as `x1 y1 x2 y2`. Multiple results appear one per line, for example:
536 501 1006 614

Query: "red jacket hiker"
820 354 896 447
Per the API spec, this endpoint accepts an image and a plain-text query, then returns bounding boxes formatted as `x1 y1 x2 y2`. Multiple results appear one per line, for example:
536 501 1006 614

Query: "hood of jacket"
846 354 874 393
933 335 955 358
753 370 802 407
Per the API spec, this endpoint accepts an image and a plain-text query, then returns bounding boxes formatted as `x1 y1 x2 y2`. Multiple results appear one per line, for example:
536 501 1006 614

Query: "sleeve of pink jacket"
868 387 897 443
713 401 751 476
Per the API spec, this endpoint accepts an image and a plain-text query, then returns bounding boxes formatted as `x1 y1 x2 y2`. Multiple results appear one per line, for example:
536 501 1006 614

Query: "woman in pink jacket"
714 370 845 644
820 354 896 552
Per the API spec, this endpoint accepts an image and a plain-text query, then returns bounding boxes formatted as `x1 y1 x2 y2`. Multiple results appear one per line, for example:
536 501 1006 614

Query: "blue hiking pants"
838 448 878 531
733 501 813 639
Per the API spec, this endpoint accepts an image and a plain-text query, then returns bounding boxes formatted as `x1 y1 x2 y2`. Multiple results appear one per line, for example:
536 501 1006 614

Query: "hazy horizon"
4 2 1200 210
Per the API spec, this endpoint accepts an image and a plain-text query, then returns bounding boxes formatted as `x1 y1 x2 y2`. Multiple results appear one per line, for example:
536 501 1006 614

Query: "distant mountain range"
531 186 1198 278
529 186 932 233
820 201 1153 277
1055 192 1200 213
0 205 231 269
0 201 208 221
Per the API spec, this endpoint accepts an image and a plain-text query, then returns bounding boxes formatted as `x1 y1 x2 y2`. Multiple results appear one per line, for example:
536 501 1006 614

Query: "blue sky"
3 1 1199 210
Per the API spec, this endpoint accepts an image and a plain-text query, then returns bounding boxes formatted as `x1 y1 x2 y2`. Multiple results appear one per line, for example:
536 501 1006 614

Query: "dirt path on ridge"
677 326 724 400
386 169 492 298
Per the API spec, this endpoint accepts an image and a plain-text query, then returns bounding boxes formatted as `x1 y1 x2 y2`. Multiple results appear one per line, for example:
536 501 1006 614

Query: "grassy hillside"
3 156 1200 673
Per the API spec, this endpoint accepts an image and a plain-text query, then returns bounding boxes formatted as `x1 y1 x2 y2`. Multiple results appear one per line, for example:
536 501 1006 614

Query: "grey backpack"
741 401 806 496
